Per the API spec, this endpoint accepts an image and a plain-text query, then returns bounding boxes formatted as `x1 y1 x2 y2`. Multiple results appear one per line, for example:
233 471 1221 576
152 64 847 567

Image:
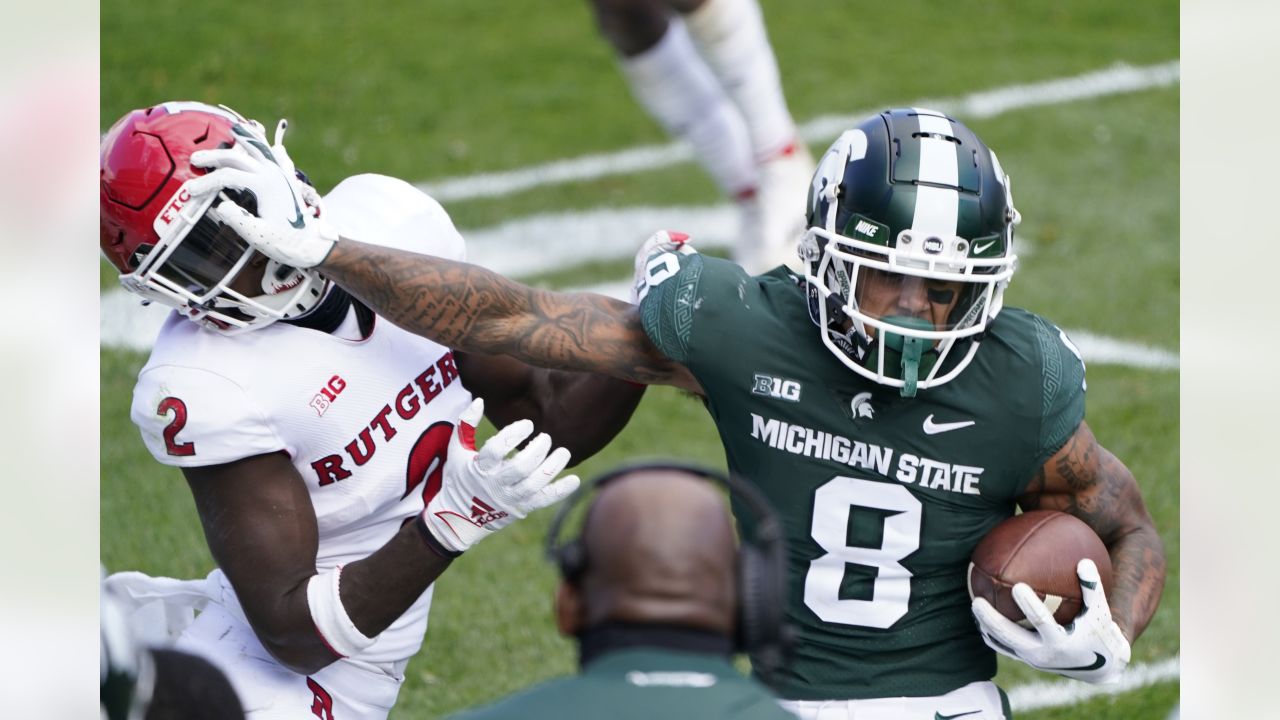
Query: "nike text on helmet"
100 101 325 334
799 108 1020 396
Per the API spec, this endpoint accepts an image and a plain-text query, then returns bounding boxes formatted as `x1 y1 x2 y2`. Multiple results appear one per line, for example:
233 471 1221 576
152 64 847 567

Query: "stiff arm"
320 239 701 393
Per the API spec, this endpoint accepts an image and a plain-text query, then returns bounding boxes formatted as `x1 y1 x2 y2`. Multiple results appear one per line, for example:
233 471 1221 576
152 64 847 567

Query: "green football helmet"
799 108 1020 396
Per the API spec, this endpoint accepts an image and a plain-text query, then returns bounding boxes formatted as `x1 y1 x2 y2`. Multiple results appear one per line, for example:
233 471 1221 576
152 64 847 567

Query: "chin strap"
874 316 937 398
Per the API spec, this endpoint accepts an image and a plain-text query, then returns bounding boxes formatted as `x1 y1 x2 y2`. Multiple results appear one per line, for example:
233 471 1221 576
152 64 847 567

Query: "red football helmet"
100 101 325 334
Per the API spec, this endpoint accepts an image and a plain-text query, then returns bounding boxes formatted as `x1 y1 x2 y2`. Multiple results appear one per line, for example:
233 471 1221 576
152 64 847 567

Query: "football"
967 510 1112 626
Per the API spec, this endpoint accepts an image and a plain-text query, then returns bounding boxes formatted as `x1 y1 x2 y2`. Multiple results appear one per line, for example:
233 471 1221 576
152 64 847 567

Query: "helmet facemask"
801 109 1020 396
101 102 327 335
120 182 325 335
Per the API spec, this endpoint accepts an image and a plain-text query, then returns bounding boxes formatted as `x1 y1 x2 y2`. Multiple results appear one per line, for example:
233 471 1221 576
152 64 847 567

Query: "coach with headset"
448 461 794 720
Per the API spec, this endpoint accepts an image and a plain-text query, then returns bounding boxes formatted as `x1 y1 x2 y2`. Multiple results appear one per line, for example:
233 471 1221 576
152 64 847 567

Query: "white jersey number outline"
804 476 922 628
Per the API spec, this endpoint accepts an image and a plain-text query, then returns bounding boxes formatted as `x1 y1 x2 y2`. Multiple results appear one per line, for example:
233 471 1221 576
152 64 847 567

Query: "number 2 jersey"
639 253 1086 700
129 174 473 667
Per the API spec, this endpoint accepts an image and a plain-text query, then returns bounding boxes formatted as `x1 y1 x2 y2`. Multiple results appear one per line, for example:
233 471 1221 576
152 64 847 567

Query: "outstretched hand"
184 121 339 269
419 398 580 556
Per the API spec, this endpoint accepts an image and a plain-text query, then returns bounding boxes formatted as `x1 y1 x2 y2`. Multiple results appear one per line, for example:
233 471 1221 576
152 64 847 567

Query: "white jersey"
130 174 470 667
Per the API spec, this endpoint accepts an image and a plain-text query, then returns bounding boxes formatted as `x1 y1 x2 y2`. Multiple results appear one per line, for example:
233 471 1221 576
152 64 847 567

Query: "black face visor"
149 188 264 298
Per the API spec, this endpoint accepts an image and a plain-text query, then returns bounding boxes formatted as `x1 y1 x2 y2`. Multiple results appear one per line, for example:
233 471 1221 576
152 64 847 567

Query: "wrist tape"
306 565 375 659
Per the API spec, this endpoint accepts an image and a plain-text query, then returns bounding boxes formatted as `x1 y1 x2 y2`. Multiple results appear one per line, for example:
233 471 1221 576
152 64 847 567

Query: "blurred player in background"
99 101 644 719
590 0 814 273
449 462 794 720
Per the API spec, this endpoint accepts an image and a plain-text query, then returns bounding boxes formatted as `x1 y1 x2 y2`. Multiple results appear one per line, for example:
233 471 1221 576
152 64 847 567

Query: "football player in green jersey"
194 107 1166 719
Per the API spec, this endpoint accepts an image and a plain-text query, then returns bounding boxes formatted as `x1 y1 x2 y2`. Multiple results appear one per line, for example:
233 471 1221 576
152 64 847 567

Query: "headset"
545 459 792 682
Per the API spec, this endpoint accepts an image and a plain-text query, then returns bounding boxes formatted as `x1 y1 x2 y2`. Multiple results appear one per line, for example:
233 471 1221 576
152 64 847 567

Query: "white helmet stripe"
909 109 960 237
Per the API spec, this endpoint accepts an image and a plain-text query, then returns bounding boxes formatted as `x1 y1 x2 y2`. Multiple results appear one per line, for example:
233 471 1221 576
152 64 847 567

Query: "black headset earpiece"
544 459 792 682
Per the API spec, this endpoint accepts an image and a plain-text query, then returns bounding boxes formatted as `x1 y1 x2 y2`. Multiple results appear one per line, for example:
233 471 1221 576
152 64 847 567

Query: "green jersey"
447 648 792 720
639 255 1086 701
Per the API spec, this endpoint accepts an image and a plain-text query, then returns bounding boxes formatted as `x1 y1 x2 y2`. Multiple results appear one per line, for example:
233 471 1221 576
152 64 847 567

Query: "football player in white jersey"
588 0 815 274
100 102 646 719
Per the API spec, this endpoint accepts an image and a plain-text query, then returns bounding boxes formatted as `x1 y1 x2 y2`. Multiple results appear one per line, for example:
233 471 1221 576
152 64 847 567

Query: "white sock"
620 19 757 196
684 0 798 160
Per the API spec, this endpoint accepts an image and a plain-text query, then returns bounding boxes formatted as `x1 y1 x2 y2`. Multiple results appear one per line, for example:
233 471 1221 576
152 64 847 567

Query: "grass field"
101 1 1179 717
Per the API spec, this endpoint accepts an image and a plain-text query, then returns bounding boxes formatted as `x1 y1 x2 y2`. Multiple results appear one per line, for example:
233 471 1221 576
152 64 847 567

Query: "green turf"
1020 680 1179 720
102 1 1178 717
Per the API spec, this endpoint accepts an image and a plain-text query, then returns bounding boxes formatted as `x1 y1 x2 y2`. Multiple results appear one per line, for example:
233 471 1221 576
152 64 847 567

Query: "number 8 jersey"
639 253 1085 700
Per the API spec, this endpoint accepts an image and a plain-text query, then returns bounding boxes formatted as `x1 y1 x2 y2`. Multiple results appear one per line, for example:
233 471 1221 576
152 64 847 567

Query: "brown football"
967 510 1112 626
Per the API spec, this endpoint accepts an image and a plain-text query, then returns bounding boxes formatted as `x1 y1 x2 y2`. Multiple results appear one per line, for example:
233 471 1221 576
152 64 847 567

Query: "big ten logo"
751 373 802 402
310 375 347 417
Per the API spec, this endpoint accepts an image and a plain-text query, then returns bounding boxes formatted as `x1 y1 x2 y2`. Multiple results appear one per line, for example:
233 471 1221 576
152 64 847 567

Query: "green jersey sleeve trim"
1033 316 1087 469
639 252 706 365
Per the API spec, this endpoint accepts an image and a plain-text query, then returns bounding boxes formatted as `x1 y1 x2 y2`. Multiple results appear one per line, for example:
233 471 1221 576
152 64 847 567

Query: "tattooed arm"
320 239 701 393
1017 421 1166 643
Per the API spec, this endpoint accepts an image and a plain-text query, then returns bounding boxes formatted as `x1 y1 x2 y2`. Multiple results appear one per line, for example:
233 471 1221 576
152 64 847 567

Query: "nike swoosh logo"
973 240 997 255
233 126 307 228
935 711 982 720
922 414 976 434
1044 652 1107 673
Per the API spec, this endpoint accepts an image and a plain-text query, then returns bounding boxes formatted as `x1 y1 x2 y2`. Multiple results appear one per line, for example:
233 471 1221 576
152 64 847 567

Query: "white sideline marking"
1008 656 1180 712
1068 330 1180 371
102 279 1181 370
466 204 736 278
101 200 1180 374
99 206 1176 369
419 61 1179 203
570 277 1178 371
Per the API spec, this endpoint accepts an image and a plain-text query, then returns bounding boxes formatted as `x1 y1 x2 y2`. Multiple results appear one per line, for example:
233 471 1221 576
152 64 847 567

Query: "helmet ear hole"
129 243 153 271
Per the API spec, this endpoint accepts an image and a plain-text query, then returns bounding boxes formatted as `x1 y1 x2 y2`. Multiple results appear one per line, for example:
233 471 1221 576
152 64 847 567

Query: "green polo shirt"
447 648 793 720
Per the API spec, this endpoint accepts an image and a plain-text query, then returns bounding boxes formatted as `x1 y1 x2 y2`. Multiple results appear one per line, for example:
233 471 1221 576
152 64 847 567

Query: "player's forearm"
251 522 450 673
323 239 680 383
338 519 453 639
1104 522 1166 643
321 239 531 355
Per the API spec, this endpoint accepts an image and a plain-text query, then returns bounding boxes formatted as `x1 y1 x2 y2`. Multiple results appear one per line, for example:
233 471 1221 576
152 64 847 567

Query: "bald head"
559 468 739 636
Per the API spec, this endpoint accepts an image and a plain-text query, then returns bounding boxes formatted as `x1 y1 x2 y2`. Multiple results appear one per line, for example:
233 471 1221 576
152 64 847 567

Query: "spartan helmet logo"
850 392 875 420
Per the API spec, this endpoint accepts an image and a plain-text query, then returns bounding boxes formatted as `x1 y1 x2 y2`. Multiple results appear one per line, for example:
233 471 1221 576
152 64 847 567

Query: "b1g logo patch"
751 373 802 402
310 375 347 416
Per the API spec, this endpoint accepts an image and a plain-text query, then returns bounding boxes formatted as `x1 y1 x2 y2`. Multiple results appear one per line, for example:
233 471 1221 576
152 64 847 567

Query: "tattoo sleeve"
1018 421 1167 643
322 239 696 389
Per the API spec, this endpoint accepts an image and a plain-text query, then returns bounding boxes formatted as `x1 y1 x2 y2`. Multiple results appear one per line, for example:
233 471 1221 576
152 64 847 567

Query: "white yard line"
101 206 1176 369
419 61 1179 203
103 229 1180 371
1008 656 1180 712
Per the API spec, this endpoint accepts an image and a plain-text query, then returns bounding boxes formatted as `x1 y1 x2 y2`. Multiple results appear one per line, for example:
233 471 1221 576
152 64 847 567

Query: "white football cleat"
733 141 815 275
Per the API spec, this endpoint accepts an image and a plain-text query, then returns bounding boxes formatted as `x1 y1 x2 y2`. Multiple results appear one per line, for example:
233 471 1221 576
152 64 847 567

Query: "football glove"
186 126 339 269
267 119 325 216
631 230 697 304
972 558 1131 684
420 398 580 556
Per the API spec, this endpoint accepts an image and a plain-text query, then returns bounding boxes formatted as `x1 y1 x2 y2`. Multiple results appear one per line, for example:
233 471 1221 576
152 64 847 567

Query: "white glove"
631 229 697 304
420 398 580 555
267 118 325 216
972 558 1131 684
185 126 338 269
